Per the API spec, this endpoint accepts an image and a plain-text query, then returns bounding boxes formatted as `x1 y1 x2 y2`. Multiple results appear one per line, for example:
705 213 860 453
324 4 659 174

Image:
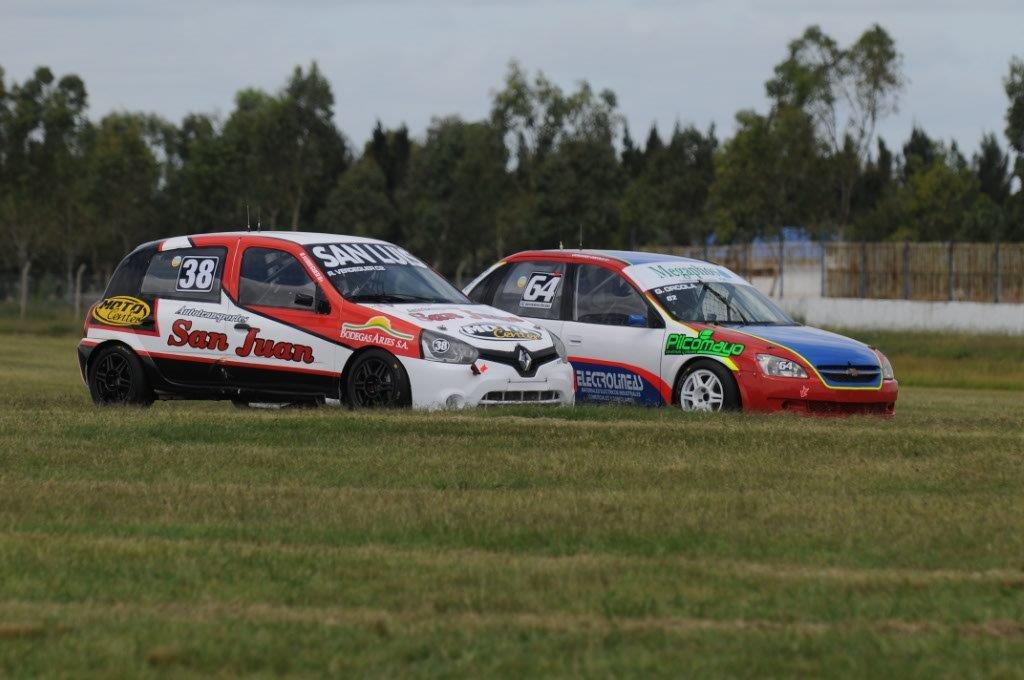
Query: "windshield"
306 242 469 304
650 281 795 325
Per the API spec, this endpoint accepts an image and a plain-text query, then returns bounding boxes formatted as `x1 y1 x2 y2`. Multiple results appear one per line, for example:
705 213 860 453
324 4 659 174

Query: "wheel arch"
85 339 140 377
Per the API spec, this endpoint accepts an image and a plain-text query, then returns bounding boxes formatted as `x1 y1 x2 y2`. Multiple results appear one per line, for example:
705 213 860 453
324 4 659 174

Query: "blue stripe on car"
735 325 883 388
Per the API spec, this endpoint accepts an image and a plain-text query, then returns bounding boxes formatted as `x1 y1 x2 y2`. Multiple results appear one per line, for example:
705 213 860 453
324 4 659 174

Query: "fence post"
994 241 1001 304
819 243 826 298
778 233 785 299
859 241 867 298
902 242 910 300
947 241 955 302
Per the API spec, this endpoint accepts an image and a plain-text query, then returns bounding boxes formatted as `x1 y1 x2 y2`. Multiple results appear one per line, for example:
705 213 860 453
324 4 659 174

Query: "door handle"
234 323 251 331
567 335 583 344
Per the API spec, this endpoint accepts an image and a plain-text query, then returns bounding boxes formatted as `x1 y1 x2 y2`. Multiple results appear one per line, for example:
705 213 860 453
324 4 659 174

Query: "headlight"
548 330 567 361
874 349 895 380
420 329 479 365
756 354 808 379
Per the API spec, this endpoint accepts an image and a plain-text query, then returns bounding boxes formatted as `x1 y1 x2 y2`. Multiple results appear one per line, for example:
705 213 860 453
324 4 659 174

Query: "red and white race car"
79 232 574 409
465 249 899 415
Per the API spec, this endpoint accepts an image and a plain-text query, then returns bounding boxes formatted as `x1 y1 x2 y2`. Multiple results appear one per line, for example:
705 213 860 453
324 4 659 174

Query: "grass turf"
0 330 1022 677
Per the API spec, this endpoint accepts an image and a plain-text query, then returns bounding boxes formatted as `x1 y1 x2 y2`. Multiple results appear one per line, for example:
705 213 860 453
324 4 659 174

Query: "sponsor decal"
327 265 386 276
460 323 543 342
166 319 315 363
342 316 414 340
665 329 745 357
800 385 810 398
519 272 561 310
236 327 315 363
653 283 697 295
309 242 427 270
573 362 663 405
516 275 528 289
175 256 219 292
648 263 732 280
92 296 151 327
406 308 526 323
175 305 249 324
297 251 326 283
167 319 229 351
340 315 414 351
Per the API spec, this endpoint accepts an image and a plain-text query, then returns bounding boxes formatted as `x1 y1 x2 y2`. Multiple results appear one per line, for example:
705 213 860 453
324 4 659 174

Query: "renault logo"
516 347 532 373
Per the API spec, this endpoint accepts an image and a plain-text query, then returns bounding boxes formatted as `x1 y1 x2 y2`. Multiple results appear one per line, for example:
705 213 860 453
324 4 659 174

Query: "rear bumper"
76 338 100 386
735 370 899 416
400 356 575 409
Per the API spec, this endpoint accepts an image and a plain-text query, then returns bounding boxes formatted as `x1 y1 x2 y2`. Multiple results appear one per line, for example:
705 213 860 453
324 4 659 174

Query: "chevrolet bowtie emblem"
845 367 860 377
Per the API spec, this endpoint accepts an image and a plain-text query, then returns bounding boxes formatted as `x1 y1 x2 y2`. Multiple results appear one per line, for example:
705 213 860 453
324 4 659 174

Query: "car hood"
360 302 556 350
732 324 880 369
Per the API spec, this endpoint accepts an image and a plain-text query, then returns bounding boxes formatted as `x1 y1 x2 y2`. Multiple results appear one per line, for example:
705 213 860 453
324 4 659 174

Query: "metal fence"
649 241 1024 303
651 241 822 299
823 242 1024 303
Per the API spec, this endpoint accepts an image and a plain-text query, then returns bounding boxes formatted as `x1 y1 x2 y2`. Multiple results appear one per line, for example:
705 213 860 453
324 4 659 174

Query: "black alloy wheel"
346 349 410 408
88 345 154 407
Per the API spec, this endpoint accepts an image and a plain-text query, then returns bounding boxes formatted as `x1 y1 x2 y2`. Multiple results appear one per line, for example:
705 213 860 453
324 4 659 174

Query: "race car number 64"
522 272 560 303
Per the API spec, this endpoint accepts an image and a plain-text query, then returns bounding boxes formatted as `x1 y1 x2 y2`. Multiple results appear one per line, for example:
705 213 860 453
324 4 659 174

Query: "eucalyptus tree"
766 24 905 230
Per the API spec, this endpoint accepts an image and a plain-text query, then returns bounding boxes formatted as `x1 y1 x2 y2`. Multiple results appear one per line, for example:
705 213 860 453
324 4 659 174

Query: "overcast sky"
3 0 1022 156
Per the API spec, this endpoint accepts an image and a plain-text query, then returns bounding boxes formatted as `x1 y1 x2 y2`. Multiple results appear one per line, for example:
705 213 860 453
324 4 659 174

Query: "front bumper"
735 370 899 416
400 355 575 409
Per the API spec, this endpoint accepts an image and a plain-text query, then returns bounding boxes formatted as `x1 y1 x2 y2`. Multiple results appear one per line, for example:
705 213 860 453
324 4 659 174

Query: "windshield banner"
309 242 427 276
624 262 742 291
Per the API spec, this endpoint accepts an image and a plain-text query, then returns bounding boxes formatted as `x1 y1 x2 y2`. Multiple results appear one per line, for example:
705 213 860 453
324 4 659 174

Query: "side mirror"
294 292 314 308
627 313 647 328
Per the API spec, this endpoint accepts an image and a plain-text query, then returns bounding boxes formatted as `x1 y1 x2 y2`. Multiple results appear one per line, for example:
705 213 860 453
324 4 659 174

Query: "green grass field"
1 323 1023 677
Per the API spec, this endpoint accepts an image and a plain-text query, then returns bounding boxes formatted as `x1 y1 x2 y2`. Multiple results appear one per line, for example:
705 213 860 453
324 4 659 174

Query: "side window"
493 261 566 320
140 247 226 302
239 247 320 311
574 264 649 326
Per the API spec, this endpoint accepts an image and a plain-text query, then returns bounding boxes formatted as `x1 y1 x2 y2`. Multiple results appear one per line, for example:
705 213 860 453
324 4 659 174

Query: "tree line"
2 24 1023 311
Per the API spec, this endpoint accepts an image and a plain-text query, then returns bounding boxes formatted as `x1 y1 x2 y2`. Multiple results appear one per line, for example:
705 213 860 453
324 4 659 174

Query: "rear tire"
676 359 740 412
345 349 411 409
88 345 154 407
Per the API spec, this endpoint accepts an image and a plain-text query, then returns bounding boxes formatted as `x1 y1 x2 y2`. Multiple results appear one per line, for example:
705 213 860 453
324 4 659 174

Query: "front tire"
88 345 154 407
676 359 740 412
345 349 411 409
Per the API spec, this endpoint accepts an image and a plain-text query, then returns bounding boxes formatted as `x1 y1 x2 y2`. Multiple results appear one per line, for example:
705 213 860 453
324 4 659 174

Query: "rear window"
103 244 158 297
140 247 227 302
465 264 507 304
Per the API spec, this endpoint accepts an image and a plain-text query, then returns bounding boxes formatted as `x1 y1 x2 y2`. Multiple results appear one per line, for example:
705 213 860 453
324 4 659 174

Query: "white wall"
779 297 1024 334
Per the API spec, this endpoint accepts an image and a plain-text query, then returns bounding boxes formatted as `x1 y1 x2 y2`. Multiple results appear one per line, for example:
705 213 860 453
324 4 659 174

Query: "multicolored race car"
464 249 898 415
79 232 575 408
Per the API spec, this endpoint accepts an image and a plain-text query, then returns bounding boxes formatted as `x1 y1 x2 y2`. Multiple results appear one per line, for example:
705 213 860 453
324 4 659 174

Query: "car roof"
180 231 391 246
508 248 715 268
